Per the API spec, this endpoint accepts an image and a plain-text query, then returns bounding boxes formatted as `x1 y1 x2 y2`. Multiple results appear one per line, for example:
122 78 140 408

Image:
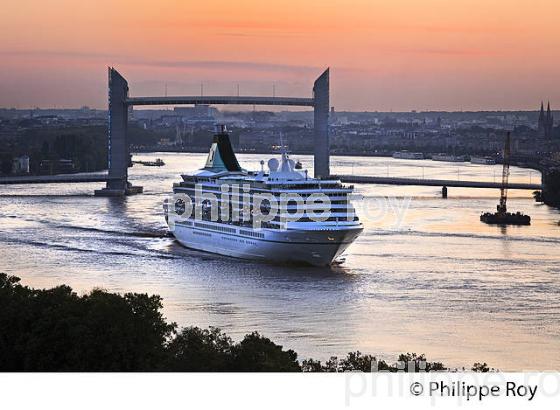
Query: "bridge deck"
0 173 114 185
334 175 542 190
1 173 542 190
126 96 315 107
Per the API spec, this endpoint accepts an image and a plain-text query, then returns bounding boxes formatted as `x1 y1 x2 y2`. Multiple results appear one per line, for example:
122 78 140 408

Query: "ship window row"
268 183 342 189
178 183 350 193
192 230 211 237
175 204 354 219
273 216 359 222
175 187 349 201
194 222 237 234
181 181 345 190
239 230 265 239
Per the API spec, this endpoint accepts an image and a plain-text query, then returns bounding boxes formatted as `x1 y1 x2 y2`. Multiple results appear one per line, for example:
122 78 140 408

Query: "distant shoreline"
132 149 543 173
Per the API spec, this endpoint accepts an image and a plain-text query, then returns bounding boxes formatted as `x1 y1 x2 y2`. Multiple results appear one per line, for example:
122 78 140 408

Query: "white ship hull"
171 220 362 266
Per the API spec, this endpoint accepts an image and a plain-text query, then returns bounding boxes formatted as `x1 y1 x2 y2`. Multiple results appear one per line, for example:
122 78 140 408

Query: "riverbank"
0 273 492 372
2 152 558 371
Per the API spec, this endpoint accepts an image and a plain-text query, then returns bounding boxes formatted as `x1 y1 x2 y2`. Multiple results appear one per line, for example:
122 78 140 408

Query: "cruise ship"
164 126 363 266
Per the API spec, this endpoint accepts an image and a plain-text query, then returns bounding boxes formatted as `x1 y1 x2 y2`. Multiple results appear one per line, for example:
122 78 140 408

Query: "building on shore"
12 155 30 174
537 101 554 138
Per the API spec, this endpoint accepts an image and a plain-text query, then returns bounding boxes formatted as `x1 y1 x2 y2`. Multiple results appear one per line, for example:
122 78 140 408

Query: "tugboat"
480 210 530 225
480 132 531 225
132 158 165 167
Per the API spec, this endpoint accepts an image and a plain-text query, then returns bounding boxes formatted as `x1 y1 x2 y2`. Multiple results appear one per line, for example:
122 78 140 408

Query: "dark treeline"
0 125 158 175
542 168 560 208
0 274 491 372
0 126 107 175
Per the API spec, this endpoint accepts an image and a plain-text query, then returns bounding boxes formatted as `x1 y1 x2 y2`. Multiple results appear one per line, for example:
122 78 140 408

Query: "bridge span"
335 175 542 190
126 96 315 107
1 173 541 191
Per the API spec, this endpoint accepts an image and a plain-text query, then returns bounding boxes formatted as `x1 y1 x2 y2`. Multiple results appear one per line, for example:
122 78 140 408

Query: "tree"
0 274 174 371
166 327 233 371
472 362 490 372
0 273 481 372
396 352 446 372
340 351 389 372
231 332 301 372
301 358 324 372
0 153 12 174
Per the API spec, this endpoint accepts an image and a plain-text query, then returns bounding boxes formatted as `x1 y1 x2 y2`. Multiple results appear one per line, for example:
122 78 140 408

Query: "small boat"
470 156 496 165
132 158 165 167
146 158 165 167
480 211 530 225
432 153 466 162
393 151 424 160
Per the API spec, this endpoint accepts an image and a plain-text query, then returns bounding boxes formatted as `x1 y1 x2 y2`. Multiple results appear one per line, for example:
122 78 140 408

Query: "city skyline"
1 0 560 111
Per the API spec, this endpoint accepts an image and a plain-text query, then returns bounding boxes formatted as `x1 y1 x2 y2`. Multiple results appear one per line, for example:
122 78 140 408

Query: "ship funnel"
204 124 242 172
215 124 228 134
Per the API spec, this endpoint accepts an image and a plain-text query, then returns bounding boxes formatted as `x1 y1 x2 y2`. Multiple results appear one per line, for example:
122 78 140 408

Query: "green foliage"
340 351 387 372
542 169 560 207
301 358 325 372
0 273 174 371
0 273 482 372
0 153 12 174
18 126 108 173
472 362 490 372
397 352 446 372
0 274 300 372
231 332 300 372
166 326 233 371
301 352 446 372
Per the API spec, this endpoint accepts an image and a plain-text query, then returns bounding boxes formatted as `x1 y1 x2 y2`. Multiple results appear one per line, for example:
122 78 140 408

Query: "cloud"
0 49 320 75
131 60 319 74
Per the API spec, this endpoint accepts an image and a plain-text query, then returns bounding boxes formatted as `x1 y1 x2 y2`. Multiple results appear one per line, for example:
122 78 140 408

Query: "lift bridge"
0 67 543 195
0 67 330 196
98 67 330 196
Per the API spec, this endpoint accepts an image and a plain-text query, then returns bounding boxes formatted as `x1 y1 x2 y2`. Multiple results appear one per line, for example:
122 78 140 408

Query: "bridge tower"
313 69 330 178
95 68 142 196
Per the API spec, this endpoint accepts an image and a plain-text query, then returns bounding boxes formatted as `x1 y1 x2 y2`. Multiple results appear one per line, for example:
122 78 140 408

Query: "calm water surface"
1 153 558 370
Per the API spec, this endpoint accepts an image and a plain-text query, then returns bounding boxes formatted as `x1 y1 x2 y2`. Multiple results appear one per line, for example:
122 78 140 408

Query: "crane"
480 131 530 225
497 132 511 214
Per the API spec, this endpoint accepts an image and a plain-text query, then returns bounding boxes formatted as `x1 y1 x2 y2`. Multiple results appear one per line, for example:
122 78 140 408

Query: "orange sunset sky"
1 0 559 111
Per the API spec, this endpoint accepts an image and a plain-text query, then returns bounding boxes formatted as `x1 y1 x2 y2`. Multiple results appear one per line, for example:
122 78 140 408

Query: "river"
0 152 558 370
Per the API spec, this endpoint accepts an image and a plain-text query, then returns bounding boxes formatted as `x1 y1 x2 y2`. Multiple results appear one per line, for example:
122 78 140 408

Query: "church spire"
547 102 553 133
538 101 546 137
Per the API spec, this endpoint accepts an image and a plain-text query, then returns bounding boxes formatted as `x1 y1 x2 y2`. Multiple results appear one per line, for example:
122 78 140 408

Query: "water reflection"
0 152 558 370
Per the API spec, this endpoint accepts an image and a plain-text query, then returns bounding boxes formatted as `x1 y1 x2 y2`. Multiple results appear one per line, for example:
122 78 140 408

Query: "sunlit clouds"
1 0 559 110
